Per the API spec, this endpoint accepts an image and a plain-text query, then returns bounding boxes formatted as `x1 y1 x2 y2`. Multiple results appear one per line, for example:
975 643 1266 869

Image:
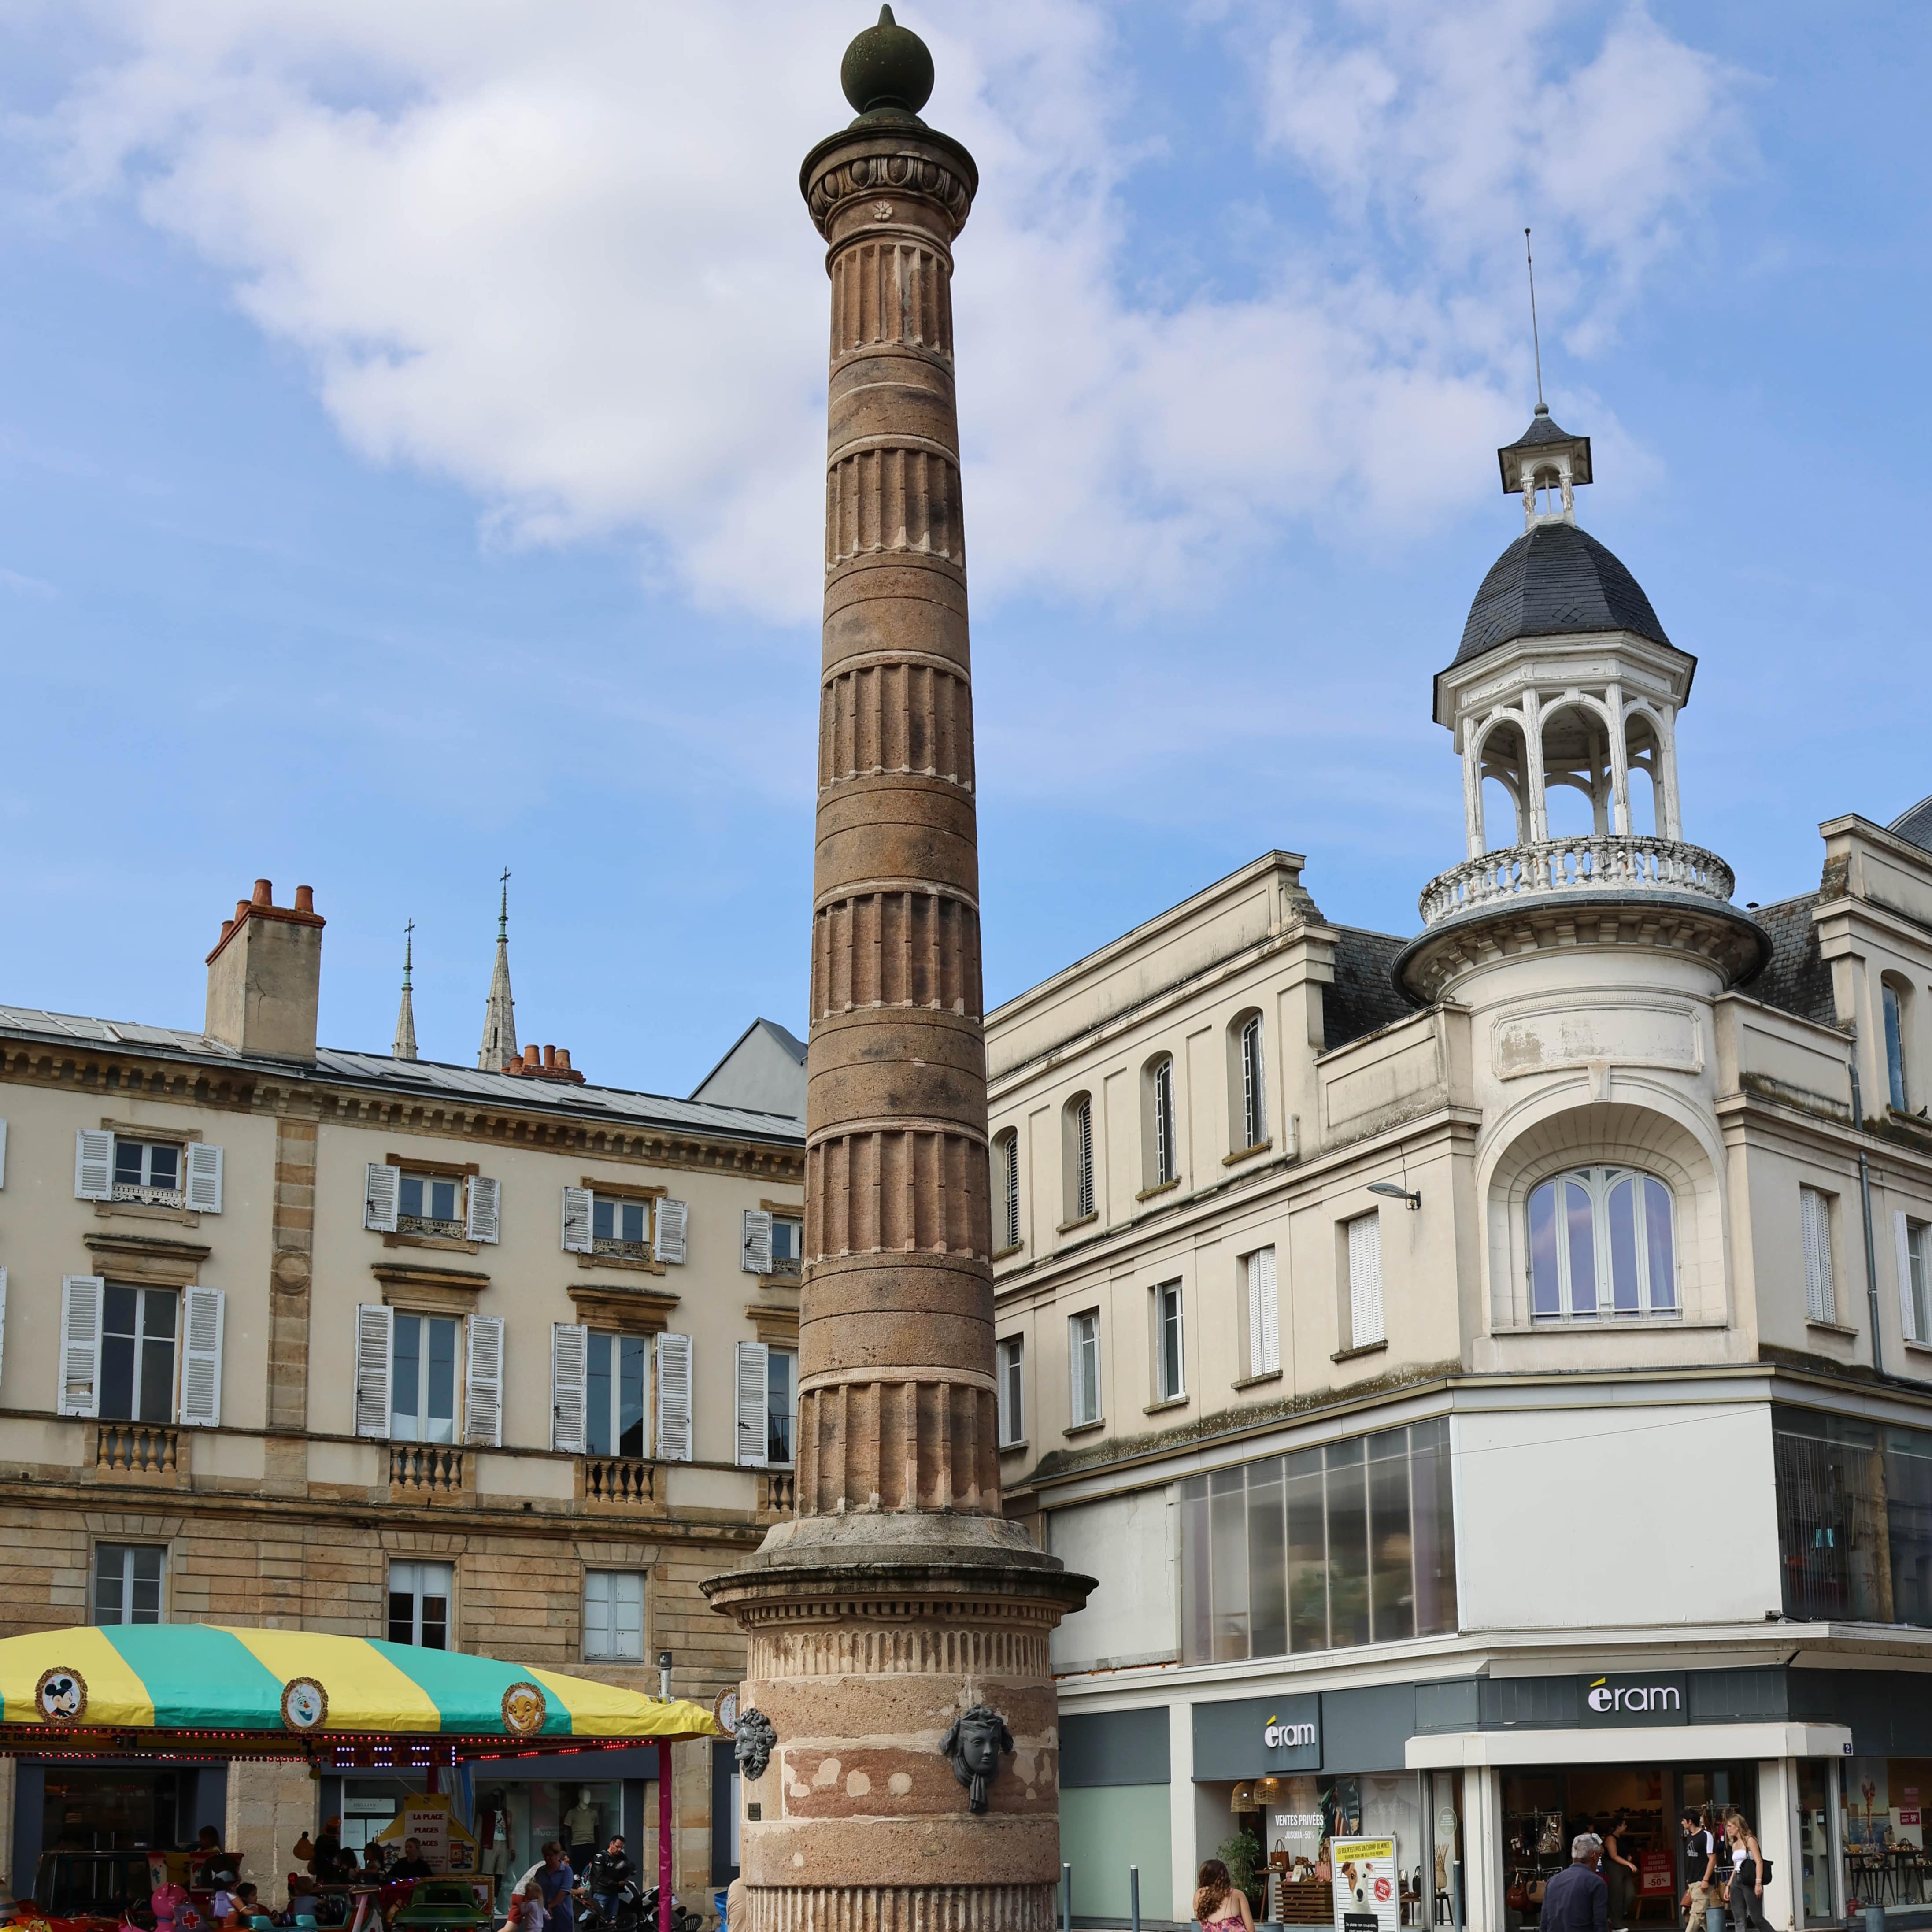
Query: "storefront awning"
0 1625 722 1758
1405 1721 1852 1769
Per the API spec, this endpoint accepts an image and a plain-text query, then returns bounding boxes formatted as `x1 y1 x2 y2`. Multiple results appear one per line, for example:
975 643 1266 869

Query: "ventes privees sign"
1580 1672 1687 1727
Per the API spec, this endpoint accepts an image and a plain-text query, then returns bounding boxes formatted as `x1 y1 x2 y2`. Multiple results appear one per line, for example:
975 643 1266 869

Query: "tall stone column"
705 12 1089 1932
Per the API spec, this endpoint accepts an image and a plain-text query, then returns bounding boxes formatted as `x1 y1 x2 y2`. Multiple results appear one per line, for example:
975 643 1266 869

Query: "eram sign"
1265 1717 1317 1749
1580 1672 1687 1727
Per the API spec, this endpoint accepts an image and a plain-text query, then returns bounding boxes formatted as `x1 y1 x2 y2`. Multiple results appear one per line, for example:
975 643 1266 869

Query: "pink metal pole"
657 1742 674 1923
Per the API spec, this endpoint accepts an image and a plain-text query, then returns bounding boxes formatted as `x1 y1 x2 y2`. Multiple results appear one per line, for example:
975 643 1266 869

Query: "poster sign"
1641 1851 1674 1896
1331 1837 1399 1932
374 1794 479 1873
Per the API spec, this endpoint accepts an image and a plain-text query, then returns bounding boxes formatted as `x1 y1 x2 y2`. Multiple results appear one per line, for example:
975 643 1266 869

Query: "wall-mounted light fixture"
1367 1180 1421 1210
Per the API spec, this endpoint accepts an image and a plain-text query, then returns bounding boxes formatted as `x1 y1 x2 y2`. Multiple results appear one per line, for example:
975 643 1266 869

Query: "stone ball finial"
841 5 935 118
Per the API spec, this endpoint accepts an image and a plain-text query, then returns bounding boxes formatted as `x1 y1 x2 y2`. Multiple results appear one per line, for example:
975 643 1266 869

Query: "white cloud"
26 0 1748 622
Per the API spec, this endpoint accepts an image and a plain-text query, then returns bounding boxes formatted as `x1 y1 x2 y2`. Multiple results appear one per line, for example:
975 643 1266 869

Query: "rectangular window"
100 1284 177 1424
1155 1281 1185 1402
398 1171 466 1238
1069 1311 1100 1427
1244 1246 1279 1377
1909 1219 1932 1345
93 1543 165 1625
767 1347 797 1466
997 1336 1024 1447
592 1194 653 1260
1801 1186 1836 1323
392 1312 459 1443
584 1570 645 1662
585 1331 648 1459
1346 1212 1385 1347
387 1559 453 1648
112 1138 183 1207
769 1216 803 1279
1180 1421 1457 1664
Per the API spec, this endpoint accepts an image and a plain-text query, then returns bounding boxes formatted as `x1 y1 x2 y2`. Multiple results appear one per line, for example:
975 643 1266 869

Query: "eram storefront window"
1842 1758 1932 1917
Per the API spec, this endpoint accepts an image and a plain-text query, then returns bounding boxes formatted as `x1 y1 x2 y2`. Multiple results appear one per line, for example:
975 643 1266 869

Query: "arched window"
1884 978 1911 1113
1228 1011 1268 1154
1528 1166 1677 1319
995 1129 1021 1253
1063 1095 1094 1223
1148 1055 1178 1187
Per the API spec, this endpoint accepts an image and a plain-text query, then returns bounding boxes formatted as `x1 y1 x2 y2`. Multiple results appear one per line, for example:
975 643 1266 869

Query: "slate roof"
1743 895 1836 1029
1323 926 1415 1050
1451 521 1677 669
0 1004 804 1146
1891 792 1932 853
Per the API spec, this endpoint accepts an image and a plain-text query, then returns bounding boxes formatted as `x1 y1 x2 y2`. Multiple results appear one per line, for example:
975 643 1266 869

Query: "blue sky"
0 2 1927 1096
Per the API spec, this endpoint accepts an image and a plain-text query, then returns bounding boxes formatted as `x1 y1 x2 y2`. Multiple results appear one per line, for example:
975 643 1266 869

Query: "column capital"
801 124 978 243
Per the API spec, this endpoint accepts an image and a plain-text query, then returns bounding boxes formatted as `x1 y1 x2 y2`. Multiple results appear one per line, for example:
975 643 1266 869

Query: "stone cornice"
800 126 977 239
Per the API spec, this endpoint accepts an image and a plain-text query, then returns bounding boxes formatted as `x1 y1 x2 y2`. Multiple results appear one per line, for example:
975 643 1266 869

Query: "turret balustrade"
1418 833 1736 928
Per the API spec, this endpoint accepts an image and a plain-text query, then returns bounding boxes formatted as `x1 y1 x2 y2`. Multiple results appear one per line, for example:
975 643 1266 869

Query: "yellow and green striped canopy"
0 1627 721 1746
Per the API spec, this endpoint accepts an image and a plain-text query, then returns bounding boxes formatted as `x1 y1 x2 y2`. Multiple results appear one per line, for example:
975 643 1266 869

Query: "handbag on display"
1506 1874 1528 1911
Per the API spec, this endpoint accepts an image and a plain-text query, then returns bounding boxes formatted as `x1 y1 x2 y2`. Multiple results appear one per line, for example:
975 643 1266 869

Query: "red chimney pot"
294 885 315 914
555 1047 573 1071
252 879 274 907
542 1044 557 1070
235 900 251 925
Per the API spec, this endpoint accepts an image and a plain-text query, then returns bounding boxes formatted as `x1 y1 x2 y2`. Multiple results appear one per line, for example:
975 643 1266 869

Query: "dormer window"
114 1139 183 1207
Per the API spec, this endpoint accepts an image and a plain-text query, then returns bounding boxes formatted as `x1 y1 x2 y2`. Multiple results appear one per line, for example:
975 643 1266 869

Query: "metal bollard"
1061 1862 1072 1932
1129 1866 1140 1932
1451 1859 1463 1931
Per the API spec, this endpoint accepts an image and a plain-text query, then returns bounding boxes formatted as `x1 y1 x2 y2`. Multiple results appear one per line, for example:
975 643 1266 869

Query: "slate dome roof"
1891 793 1932 852
1452 520 1672 668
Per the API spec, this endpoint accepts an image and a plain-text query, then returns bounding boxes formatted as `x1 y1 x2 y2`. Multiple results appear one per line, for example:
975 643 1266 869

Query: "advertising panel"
1330 1836 1399 1932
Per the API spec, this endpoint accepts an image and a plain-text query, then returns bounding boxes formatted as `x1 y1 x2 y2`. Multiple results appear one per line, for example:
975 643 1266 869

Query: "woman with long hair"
1193 1860 1255 1932
1723 1811 1774 1932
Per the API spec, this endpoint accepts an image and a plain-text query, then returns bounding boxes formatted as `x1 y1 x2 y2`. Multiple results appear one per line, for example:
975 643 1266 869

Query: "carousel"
0 1627 720 1932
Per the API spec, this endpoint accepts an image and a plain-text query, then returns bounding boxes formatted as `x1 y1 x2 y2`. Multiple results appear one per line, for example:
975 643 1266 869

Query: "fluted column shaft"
800 128 999 1521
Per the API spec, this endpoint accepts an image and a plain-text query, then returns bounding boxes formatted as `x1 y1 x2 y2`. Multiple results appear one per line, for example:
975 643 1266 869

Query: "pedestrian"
1540 1833 1608 1932
506 1880 547 1932
1603 1813 1640 1926
1722 1813 1773 1932
585 1837 633 1921
391 1839 435 1883
537 1841 576 1932
1680 1809 1720 1932
1192 1859 1255 1932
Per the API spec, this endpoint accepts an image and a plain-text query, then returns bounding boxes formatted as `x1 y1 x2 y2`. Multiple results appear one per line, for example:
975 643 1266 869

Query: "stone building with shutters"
0 878 804 1908
983 407 1932 1931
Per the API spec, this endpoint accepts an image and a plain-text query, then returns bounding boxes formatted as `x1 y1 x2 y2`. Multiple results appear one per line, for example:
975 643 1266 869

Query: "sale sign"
1331 1836 1400 1932
1641 1851 1674 1896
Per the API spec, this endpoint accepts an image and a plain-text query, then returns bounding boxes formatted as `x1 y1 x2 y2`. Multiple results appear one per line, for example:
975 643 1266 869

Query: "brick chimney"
205 879 326 1062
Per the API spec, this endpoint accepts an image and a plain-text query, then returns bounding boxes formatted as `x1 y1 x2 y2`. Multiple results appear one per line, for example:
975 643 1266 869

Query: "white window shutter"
466 1314 506 1447
584 1572 612 1657
0 1118 8 1189
735 1340 770 1469
1348 1212 1384 1347
75 1129 114 1202
561 1186 593 1255
741 1210 774 1276
1802 1187 1834 1323
58 1276 105 1417
551 1322 588 1454
185 1142 224 1215
364 1162 400 1233
656 1332 693 1462
654 1199 689 1265
1248 1246 1280 1377
1899 1210 1918 1344
353 1303 394 1438
466 1175 501 1246
178 1286 226 1428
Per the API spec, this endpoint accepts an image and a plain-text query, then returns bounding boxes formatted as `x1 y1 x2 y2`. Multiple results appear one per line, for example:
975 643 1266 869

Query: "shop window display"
1181 1418 1455 1664
1501 1767 1680 1930
1843 1758 1932 1915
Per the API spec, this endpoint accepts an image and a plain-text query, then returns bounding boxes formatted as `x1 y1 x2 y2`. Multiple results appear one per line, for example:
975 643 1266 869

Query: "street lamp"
657 1651 673 1700
1367 1181 1421 1210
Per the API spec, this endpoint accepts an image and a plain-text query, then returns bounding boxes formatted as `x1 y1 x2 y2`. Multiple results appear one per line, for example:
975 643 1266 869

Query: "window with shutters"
592 1193 654 1261
1145 1055 1179 1190
1063 1095 1095 1225
1904 1218 1931 1345
587 1331 649 1459
101 1284 177 1424
1243 1246 1280 1379
93 1543 166 1625
767 1348 797 1466
1069 1310 1101 1428
584 1570 646 1662
1801 1186 1837 1324
1154 1281 1185 1403
392 1313 460 1443
996 1336 1024 1447
768 1215 803 1281
995 1131 1022 1255
1526 1166 1679 1322
1229 1011 1269 1155
1345 1212 1385 1350
388 1559 453 1648
399 1172 466 1239
113 1139 185 1208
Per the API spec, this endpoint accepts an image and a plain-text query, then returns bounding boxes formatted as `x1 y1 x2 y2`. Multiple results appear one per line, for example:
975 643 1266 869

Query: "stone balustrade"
1418 834 1737 929
389 1442 464 1495
96 1421 181 1478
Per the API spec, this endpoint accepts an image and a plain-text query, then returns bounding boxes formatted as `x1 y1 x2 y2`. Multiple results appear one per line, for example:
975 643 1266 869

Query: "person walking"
1680 1809 1721 1932
1541 1833 1609 1932
1722 1814 1774 1932
537 1842 576 1932
1192 1860 1255 1932
1603 1814 1640 1927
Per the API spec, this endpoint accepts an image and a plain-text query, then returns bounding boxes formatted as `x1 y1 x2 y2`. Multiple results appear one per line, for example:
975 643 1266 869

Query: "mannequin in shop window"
477 1791 511 1910
564 1791 600 1874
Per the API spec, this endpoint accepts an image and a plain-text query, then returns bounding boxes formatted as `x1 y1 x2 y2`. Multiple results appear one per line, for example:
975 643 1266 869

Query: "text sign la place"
1580 1672 1687 1727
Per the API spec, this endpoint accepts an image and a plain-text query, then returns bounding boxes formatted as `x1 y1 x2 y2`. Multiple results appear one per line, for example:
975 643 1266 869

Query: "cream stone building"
987 408 1932 1932
0 881 804 1909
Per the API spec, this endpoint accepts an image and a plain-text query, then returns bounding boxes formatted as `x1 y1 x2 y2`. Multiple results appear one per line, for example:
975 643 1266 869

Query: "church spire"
477 869 518 1071
392 919 419 1062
